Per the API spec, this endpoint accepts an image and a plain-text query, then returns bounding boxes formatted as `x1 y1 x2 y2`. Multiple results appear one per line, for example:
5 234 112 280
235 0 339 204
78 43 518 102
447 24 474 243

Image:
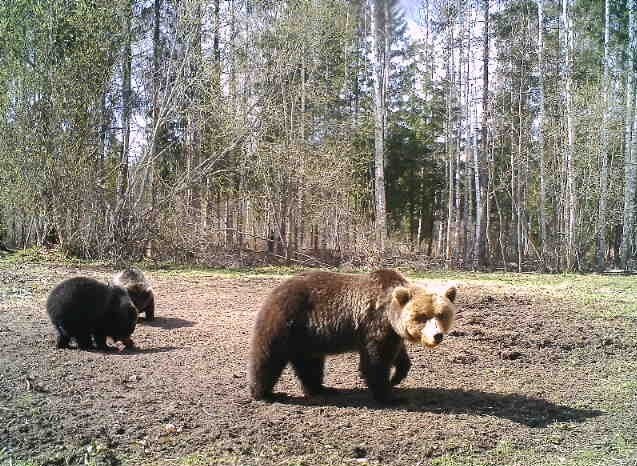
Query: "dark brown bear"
46 277 138 350
112 267 155 321
248 269 457 403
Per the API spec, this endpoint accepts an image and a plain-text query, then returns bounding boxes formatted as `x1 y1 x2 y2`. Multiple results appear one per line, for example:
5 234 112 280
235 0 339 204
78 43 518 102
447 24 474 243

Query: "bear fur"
112 267 155 321
248 269 457 403
46 277 138 350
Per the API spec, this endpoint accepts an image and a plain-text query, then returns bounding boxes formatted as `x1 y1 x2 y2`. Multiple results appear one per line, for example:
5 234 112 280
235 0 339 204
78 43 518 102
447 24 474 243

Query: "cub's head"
390 284 457 348
107 286 138 340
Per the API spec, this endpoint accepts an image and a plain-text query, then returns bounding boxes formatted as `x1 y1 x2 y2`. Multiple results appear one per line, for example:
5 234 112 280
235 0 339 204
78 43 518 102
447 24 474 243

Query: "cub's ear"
392 287 411 306
444 285 457 303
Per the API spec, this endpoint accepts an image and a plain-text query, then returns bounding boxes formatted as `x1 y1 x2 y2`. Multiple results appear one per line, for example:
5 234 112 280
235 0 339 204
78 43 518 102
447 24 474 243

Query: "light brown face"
391 284 457 348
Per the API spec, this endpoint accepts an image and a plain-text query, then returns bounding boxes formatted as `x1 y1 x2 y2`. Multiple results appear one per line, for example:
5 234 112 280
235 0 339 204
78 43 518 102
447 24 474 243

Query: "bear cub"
112 267 155 321
248 269 457 403
47 276 138 350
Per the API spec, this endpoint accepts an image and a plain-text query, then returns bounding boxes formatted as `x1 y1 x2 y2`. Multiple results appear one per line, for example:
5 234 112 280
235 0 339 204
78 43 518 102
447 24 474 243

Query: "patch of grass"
178 450 239 466
0 246 92 267
179 452 240 466
537 432 637 466
151 264 305 279
5 252 635 321
587 359 637 413
430 454 489 466
410 270 637 319
1 461 39 466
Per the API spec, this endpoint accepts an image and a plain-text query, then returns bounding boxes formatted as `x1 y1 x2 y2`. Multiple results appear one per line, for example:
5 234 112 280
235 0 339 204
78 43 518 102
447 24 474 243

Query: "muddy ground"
1 263 636 465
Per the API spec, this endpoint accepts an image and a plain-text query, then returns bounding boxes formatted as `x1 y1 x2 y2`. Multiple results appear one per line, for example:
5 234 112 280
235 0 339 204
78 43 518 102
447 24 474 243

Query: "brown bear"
248 269 457 403
112 267 155 321
47 277 138 350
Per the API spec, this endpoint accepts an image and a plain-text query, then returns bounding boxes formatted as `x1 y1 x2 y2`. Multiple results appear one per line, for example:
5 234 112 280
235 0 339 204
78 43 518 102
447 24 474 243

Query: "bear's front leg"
390 343 411 386
54 324 70 349
92 332 109 351
359 343 396 404
75 333 93 350
143 294 155 321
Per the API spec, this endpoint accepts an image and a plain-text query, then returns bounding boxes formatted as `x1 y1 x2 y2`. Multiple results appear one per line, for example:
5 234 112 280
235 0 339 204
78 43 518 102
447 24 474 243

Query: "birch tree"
536 0 548 269
474 0 489 269
597 0 611 270
561 0 576 270
621 0 637 268
117 0 133 210
370 0 388 250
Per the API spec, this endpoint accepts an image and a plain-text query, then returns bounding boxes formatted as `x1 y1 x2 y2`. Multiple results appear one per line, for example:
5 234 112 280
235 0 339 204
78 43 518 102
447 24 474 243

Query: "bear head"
106 286 139 341
390 284 457 348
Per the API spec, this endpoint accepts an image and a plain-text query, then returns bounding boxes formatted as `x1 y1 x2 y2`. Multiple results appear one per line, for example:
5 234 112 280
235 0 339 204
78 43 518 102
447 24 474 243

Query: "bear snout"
421 330 445 348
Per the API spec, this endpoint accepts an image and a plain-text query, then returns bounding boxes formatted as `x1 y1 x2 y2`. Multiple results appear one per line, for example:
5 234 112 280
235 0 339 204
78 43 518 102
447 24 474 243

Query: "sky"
399 0 425 41
399 0 422 20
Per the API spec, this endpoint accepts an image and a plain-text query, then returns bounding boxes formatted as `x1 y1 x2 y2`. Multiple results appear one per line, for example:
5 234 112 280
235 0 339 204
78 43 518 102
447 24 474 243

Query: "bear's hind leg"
248 351 288 401
390 344 411 386
291 355 332 396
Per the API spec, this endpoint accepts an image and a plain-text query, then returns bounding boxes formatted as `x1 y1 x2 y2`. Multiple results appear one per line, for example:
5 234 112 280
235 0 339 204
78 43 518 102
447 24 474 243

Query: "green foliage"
0 0 125 256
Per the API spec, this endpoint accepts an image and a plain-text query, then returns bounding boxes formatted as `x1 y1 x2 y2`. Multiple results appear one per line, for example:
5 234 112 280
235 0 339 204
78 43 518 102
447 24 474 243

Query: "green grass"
179 452 241 466
2 250 636 319
430 433 637 466
150 264 305 279
155 267 637 319
148 267 637 321
409 270 637 320
0 246 96 267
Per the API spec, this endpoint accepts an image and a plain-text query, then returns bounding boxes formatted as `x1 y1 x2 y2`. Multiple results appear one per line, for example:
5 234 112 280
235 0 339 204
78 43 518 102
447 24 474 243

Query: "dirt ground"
1 263 636 466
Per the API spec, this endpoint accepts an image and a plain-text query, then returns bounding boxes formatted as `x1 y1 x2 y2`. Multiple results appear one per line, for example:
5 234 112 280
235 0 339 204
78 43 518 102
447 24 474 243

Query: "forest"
1 0 636 272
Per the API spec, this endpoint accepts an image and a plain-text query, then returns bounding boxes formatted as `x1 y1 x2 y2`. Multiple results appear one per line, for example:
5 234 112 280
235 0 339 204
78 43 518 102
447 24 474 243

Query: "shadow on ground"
142 316 196 330
273 387 603 427
111 345 181 355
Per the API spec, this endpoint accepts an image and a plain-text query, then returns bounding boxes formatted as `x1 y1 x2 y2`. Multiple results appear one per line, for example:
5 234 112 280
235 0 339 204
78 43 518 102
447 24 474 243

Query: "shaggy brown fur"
248 269 457 403
112 267 155 321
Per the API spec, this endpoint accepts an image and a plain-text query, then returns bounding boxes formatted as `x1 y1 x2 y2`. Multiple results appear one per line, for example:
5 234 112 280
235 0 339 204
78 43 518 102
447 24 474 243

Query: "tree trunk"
445 13 454 263
370 0 388 250
536 0 548 270
561 0 576 270
147 0 161 259
117 0 133 209
597 0 611 270
474 0 489 269
621 0 637 268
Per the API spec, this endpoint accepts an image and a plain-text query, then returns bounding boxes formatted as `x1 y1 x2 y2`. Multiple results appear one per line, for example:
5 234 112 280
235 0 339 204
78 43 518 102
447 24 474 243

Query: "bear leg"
75 333 93 350
291 355 330 396
56 334 70 349
248 351 288 400
360 344 395 403
93 332 109 351
390 344 411 386
144 295 155 321
54 324 70 349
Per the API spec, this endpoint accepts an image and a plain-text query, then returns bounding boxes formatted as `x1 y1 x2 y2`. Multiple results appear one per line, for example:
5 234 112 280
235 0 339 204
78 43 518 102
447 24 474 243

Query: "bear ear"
392 287 411 306
444 285 457 303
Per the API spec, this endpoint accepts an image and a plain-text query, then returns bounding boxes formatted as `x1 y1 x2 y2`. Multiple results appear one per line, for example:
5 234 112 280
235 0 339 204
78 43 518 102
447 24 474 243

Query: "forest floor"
1 257 637 466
